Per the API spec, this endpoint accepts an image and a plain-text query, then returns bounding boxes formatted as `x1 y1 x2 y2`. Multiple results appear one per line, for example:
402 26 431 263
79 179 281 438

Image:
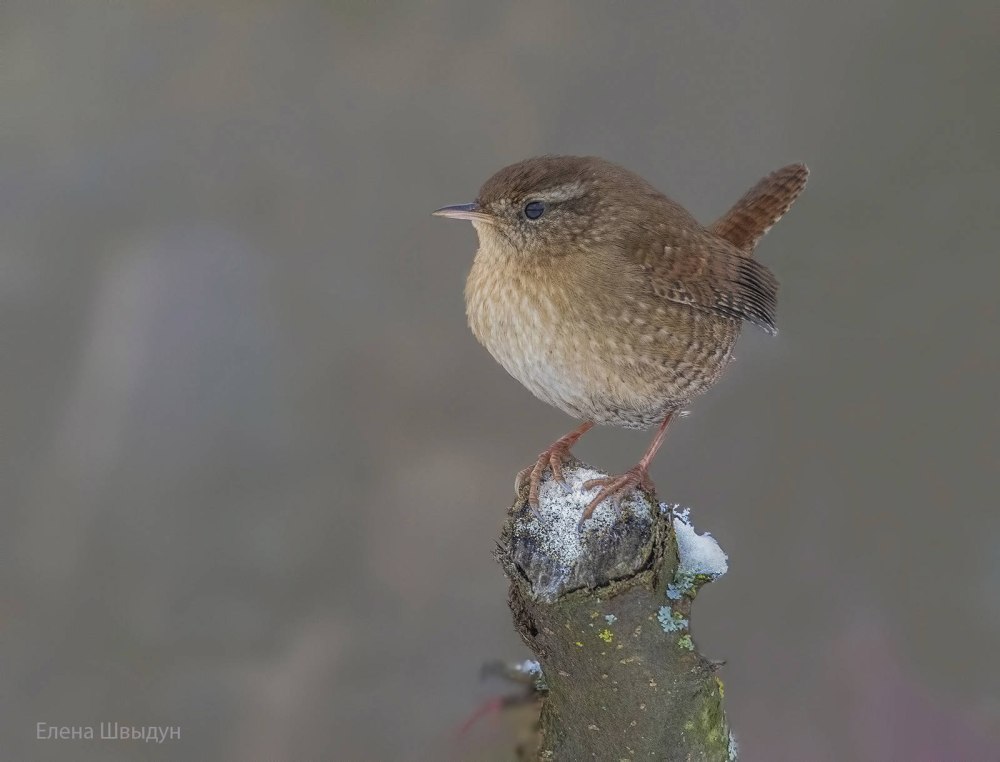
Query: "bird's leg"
579 412 675 526
517 421 595 513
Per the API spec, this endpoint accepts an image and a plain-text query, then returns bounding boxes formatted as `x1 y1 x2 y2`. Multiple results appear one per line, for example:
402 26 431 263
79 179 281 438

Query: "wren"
434 156 807 525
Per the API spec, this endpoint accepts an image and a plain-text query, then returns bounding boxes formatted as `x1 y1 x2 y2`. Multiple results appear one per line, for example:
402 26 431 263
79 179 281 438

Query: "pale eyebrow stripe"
534 182 586 203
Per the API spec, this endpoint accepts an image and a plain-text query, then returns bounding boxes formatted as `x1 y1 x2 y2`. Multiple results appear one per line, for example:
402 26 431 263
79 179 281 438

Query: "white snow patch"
516 659 541 676
513 465 649 566
672 507 728 579
728 729 739 760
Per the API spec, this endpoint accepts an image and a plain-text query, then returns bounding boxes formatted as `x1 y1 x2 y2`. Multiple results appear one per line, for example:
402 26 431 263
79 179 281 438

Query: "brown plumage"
434 156 807 524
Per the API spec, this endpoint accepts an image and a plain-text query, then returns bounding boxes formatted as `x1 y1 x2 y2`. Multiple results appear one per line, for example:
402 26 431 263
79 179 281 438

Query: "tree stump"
496 457 736 761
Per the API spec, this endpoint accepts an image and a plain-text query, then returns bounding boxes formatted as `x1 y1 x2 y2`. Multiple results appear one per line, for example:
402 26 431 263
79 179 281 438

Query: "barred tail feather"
711 163 809 254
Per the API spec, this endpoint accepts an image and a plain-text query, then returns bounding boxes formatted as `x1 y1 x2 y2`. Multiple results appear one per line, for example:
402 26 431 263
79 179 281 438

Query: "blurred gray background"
2 2 998 760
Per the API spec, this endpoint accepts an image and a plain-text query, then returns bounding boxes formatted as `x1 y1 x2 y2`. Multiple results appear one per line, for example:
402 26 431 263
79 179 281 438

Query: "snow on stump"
496 457 737 761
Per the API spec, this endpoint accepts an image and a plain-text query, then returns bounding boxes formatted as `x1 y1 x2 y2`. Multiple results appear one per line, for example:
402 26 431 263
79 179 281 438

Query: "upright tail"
711 163 809 254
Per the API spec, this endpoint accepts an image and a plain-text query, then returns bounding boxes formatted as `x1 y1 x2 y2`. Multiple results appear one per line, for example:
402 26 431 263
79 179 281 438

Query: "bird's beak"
432 202 494 224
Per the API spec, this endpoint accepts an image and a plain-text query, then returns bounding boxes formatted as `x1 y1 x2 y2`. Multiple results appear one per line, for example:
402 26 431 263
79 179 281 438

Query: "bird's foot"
579 465 655 527
516 440 578 515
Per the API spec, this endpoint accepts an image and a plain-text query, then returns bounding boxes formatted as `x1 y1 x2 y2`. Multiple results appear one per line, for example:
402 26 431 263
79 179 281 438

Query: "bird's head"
434 155 664 257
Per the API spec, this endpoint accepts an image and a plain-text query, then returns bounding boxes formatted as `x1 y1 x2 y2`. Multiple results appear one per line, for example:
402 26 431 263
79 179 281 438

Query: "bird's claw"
525 444 575 514
579 466 655 528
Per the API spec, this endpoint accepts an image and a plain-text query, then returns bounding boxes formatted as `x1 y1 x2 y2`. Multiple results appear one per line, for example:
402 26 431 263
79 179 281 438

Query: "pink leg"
579 412 675 526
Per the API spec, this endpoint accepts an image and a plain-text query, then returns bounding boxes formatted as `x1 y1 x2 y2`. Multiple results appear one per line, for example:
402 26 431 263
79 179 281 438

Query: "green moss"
694 681 731 757
677 634 694 650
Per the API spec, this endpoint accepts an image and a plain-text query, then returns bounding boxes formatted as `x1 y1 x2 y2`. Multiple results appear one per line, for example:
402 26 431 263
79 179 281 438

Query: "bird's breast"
465 254 594 418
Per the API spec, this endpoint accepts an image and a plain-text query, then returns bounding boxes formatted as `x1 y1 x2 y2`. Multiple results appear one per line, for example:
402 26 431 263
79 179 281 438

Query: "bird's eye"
524 200 545 220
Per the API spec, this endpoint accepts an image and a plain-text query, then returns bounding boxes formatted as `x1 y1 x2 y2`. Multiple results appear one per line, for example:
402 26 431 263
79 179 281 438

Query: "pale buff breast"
466 254 592 419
